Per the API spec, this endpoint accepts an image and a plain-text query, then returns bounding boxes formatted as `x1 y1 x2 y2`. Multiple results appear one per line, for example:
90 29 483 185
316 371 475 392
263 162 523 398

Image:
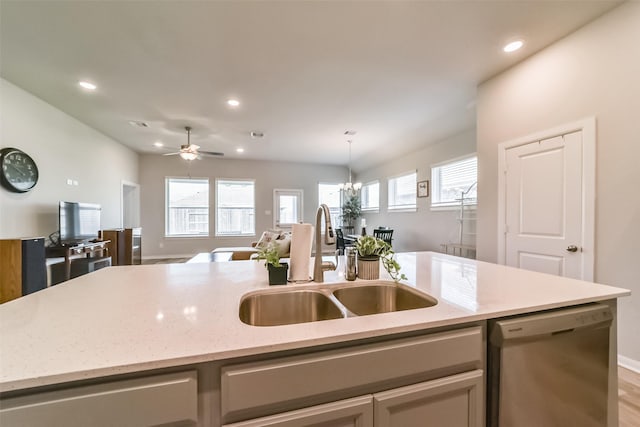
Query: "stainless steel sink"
239 290 345 326
332 282 438 316
239 281 438 326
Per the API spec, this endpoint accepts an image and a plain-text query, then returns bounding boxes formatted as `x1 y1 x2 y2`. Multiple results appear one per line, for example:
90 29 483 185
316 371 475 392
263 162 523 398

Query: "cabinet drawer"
221 326 482 422
0 371 198 427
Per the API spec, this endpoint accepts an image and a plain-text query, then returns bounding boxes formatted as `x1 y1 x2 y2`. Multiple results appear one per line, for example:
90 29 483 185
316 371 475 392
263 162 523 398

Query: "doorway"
121 181 140 228
497 118 595 281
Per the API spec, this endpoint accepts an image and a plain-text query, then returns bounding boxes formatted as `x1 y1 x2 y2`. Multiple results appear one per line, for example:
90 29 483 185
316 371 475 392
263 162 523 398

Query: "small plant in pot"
354 235 407 282
255 243 289 285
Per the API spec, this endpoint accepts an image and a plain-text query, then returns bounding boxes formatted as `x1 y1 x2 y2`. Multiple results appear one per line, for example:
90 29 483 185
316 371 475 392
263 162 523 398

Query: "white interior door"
273 189 303 230
499 119 595 281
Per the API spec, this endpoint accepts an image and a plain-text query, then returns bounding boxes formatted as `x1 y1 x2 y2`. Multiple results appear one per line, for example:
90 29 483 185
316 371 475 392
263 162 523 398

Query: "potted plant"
354 235 407 282
255 243 288 285
341 195 361 232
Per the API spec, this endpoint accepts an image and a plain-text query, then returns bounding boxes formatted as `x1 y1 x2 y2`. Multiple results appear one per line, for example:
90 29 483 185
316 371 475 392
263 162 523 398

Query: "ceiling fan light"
180 151 198 161
354 182 362 191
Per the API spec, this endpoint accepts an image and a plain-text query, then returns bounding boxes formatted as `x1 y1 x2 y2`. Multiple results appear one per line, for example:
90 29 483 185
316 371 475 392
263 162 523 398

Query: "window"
274 189 303 229
318 183 342 231
361 181 380 212
165 178 209 237
388 171 416 211
216 179 255 236
431 155 478 208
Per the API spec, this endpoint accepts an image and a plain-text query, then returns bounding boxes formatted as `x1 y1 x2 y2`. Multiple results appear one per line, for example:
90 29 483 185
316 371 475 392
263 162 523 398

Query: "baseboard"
142 254 194 260
618 355 640 373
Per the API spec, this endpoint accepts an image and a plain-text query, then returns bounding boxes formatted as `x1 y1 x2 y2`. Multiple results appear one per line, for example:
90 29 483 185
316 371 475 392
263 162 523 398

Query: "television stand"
46 241 110 282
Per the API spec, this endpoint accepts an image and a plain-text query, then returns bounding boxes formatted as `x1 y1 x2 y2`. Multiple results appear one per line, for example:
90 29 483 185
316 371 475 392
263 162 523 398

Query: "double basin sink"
239 281 438 326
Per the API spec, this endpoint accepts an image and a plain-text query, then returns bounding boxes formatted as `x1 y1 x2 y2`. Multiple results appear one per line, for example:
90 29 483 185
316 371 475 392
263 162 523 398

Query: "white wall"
355 129 476 252
476 2 640 363
0 78 139 240
139 153 348 257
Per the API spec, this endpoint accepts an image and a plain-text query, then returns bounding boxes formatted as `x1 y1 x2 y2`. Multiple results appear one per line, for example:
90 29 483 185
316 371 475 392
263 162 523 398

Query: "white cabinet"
224 396 373 427
373 370 484 427
220 326 484 427
223 370 483 427
0 371 198 427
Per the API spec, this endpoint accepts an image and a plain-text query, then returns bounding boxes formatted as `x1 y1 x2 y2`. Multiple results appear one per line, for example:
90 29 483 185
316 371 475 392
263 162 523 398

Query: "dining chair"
336 228 346 255
373 228 394 246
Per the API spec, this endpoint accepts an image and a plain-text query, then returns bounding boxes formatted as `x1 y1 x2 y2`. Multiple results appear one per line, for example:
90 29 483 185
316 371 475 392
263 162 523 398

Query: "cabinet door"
223 395 373 427
373 370 483 427
0 371 198 427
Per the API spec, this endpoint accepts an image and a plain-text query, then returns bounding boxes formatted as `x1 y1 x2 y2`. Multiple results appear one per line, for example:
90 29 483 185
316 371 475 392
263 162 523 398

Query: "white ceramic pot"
357 256 380 280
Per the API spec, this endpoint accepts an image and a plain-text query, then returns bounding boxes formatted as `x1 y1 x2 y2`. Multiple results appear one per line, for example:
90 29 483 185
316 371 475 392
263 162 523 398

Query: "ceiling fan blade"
199 150 225 157
162 152 180 156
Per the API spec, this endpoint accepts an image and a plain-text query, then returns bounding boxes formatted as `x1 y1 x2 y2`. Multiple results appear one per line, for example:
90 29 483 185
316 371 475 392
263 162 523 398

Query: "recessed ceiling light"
227 99 240 107
153 141 163 147
78 81 97 90
503 40 524 53
236 148 245 153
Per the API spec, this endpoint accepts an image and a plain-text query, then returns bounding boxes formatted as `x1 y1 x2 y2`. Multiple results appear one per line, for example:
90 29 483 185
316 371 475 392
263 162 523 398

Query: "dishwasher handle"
490 303 612 346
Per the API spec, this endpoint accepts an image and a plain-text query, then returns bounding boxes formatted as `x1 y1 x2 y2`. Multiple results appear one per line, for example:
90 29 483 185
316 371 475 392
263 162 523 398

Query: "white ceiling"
0 1 620 171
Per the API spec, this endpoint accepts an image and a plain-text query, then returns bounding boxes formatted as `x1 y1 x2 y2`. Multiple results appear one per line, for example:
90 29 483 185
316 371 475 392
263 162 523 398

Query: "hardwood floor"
620 366 640 427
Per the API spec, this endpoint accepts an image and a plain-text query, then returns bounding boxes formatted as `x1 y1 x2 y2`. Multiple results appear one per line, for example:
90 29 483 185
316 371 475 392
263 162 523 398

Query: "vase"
267 262 289 285
357 256 380 280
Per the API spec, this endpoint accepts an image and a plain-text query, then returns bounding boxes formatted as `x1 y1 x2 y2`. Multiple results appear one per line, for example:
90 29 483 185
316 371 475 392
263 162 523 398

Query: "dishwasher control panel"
490 303 612 344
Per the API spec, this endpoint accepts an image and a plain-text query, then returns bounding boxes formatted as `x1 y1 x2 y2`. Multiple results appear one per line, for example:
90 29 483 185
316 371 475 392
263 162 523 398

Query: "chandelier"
338 140 362 196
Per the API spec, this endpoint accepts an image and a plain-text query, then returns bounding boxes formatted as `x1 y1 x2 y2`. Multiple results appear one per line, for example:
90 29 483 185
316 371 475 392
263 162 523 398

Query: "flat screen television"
59 201 101 245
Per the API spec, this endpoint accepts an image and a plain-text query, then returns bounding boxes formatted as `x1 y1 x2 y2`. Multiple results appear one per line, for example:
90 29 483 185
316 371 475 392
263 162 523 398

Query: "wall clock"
0 147 39 193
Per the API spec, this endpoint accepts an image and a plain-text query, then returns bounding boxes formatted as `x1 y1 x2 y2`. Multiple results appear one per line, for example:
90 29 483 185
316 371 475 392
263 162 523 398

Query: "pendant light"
338 140 362 196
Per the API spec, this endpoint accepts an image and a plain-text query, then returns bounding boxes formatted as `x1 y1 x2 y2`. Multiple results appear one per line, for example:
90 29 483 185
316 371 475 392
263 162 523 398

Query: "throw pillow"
256 230 280 248
273 236 291 257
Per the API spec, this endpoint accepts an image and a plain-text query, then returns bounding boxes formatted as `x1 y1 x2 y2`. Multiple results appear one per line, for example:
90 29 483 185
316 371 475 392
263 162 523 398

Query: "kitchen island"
0 252 630 426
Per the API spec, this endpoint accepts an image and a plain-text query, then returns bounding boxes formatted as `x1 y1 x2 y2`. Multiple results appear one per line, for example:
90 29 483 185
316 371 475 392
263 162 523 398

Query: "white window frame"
273 188 304 229
387 171 417 212
430 154 478 210
360 180 380 213
165 177 209 238
215 178 256 237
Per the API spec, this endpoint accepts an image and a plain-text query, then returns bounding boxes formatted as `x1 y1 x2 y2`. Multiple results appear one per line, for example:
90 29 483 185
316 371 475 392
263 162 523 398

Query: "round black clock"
0 147 39 193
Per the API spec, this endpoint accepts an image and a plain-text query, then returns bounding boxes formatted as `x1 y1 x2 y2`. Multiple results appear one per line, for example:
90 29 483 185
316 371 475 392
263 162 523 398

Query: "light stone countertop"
0 252 630 393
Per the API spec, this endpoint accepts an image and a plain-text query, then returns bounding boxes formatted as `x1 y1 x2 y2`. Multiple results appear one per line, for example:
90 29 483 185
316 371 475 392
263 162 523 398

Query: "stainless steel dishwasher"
488 303 613 427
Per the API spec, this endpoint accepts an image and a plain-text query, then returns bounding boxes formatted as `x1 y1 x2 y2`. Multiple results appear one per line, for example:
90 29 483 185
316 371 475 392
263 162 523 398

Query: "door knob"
566 245 579 252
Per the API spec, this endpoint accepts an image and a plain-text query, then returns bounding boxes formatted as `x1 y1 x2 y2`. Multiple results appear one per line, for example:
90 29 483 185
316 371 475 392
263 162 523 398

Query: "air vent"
128 120 149 128
250 131 264 138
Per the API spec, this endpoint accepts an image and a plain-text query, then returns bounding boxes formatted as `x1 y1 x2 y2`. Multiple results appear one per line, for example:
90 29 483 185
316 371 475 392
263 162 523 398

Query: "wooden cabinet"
99 228 141 265
0 371 197 426
0 238 46 303
124 227 142 265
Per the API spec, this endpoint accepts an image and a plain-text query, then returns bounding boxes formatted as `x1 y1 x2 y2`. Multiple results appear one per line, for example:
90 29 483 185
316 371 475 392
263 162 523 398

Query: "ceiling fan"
163 126 224 160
